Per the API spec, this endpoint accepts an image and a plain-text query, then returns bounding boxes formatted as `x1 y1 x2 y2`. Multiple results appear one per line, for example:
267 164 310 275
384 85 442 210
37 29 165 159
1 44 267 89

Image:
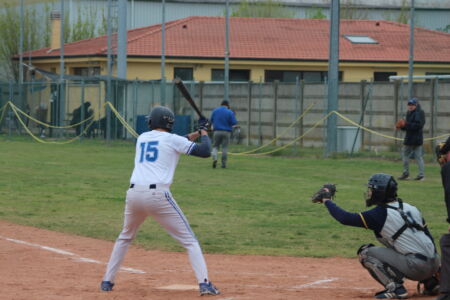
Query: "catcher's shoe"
375 285 408 299
100 281 114 291
435 294 450 300
199 281 220 296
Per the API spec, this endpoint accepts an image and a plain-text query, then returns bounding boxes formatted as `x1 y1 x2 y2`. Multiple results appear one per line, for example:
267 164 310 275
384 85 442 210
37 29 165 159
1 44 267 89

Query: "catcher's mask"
364 173 398 206
148 106 175 132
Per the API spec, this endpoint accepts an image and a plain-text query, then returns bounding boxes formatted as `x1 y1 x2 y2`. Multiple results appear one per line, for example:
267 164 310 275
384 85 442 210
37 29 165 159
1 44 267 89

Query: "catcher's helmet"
148 106 175 132
365 173 398 206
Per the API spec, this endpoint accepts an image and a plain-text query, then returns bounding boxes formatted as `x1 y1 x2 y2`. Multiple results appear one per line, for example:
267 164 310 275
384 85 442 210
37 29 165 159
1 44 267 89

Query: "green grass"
0 135 447 257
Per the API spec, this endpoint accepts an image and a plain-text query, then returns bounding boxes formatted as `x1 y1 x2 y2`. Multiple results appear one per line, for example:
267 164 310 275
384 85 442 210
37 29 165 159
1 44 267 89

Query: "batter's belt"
129 183 171 190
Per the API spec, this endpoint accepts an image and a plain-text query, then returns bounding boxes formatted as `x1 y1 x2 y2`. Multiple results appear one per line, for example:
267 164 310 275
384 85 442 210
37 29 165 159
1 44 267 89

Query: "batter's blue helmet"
148 106 175 132
365 173 398 206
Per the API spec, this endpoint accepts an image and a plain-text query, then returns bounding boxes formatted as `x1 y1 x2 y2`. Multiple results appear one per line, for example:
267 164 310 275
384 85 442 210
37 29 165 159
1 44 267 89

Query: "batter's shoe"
199 281 220 296
375 285 408 299
397 173 409 180
414 175 425 181
212 160 217 169
100 281 114 291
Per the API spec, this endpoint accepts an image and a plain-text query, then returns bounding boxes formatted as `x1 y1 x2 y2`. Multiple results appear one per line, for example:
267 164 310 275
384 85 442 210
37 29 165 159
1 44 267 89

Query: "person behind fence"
311 173 440 299
210 100 237 169
35 103 48 138
395 98 426 181
70 102 93 136
434 137 450 300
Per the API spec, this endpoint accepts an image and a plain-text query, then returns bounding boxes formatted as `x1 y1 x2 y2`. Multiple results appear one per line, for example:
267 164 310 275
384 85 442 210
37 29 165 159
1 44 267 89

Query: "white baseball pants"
103 185 209 284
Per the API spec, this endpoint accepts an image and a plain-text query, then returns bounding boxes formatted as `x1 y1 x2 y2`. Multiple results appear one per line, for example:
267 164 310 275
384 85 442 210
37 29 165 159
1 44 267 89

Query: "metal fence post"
273 80 279 145
247 81 252 146
80 80 85 141
258 79 262 145
299 80 304 148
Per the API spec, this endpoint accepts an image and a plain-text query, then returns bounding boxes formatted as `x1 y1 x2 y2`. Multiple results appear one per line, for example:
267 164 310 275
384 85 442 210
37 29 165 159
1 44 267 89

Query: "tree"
0 2 113 81
438 24 450 33
230 0 295 18
340 0 369 20
305 7 326 19
0 3 51 80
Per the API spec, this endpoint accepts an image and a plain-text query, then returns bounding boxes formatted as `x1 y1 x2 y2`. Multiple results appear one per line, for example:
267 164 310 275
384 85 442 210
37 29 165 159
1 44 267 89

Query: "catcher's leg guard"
358 245 405 292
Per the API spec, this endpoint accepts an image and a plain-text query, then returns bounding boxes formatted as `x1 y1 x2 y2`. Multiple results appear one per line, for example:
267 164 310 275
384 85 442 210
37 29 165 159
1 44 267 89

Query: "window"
374 72 397 82
174 67 193 81
344 35 378 44
73 67 100 77
211 69 250 81
265 70 342 83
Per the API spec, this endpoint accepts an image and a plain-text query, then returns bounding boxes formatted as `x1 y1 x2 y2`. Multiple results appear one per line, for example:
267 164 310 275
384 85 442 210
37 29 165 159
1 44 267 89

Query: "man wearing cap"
397 98 426 181
210 100 237 169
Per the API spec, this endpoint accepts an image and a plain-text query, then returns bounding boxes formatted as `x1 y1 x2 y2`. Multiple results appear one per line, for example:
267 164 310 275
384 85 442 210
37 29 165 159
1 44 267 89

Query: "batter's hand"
198 117 210 131
311 184 336 203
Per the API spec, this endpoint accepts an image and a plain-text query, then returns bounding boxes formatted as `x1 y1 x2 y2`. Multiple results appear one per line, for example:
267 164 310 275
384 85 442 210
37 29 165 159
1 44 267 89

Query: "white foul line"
0 235 145 274
290 278 339 289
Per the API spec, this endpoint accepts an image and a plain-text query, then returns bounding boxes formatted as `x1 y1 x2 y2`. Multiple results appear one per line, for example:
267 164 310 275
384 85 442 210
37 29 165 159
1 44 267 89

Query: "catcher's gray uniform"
319 174 439 298
325 200 439 297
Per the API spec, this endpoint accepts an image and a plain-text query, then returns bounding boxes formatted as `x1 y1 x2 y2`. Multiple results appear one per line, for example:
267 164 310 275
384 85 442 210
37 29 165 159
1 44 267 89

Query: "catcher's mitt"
436 142 450 167
311 184 337 203
395 119 406 129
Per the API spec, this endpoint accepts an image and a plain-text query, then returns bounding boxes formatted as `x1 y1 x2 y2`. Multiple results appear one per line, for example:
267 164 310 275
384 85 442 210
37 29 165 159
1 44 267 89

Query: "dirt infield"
0 220 436 300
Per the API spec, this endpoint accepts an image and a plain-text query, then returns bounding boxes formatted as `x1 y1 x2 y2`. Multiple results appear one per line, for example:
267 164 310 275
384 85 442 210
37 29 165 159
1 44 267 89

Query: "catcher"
312 174 440 299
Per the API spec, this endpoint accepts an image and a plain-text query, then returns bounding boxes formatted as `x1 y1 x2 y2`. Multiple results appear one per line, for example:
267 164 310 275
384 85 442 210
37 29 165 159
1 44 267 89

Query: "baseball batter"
100 106 220 296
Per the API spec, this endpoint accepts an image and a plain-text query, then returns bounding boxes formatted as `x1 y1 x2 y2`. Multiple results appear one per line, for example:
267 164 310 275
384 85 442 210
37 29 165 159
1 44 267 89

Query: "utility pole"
326 0 340 156
224 0 230 101
408 0 415 100
59 0 65 133
117 0 127 79
106 0 113 141
161 0 166 105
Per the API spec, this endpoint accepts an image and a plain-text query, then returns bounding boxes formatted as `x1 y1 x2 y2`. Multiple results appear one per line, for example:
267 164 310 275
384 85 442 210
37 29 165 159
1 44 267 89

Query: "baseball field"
0 136 446 299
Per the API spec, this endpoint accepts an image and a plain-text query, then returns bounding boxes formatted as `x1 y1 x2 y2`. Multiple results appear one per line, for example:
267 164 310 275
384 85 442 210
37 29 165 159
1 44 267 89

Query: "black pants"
441 162 450 220
441 234 450 293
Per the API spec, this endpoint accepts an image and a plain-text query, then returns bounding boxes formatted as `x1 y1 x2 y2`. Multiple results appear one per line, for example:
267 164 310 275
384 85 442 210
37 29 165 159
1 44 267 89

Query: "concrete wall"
174 80 450 151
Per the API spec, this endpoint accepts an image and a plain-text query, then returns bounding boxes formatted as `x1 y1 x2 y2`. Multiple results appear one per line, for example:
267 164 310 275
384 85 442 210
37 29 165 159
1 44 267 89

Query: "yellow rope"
333 111 403 141
333 111 450 142
105 101 139 138
230 111 334 156
9 104 96 144
8 101 94 129
228 102 316 155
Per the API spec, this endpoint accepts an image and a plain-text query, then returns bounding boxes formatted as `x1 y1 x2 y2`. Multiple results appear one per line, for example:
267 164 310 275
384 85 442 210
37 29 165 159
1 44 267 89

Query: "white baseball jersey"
130 130 195 185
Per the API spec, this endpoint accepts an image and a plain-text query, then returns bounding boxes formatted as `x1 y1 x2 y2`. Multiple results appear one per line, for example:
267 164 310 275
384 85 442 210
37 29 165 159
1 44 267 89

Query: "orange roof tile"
26 16 450 63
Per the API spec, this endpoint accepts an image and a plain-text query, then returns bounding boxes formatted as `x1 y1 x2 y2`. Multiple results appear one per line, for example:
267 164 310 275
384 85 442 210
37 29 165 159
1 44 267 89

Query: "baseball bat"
174 77 206 119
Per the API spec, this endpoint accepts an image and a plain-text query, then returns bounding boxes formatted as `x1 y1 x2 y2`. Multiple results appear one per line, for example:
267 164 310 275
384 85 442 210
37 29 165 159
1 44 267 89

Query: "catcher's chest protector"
440 234 450 293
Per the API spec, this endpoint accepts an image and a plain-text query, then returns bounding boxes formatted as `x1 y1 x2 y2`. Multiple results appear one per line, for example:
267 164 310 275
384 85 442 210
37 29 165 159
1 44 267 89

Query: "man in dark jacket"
397 98 426 181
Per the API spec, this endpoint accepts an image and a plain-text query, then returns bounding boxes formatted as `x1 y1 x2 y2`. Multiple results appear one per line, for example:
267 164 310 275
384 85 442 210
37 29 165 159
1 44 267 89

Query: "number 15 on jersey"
139 141 159 162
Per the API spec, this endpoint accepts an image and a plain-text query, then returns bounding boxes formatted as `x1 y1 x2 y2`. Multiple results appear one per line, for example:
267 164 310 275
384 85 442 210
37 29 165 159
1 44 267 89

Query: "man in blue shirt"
313 173 440 299
210 100 237 168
